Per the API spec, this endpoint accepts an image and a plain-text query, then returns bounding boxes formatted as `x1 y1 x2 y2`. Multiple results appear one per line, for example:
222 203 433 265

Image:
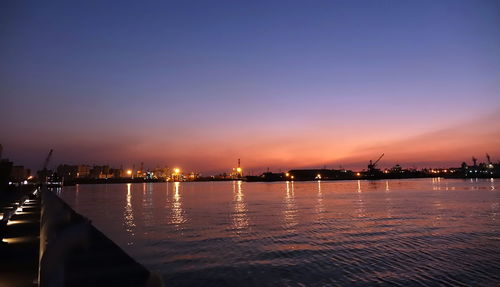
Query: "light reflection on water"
142 183 154 227
171 182 186 227
232 180 249 233
60 178 500 286
356 180 366 218
283 181 297 232
124 183 135 244
384 181 393 219
316 180 324 220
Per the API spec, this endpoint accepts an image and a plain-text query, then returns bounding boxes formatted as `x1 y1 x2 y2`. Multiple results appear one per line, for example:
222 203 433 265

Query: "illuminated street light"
127 169 132 175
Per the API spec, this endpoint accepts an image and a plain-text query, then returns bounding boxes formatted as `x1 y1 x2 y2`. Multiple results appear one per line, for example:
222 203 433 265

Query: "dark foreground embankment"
0 188 40 287
39 188 163 287
1 186 163 287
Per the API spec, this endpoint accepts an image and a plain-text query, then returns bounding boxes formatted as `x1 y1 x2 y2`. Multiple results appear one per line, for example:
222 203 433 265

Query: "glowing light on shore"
1 237 34 244
7 220 30 226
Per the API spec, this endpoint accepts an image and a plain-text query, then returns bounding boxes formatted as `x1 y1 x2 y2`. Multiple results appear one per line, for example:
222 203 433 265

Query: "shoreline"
60 175 499 186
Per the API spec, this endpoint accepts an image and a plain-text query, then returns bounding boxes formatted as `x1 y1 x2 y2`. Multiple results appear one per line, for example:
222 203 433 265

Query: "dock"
0 190 40 287
0 186 163 287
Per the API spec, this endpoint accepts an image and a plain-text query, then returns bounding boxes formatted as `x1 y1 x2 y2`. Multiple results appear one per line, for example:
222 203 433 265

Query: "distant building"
88 165 113 179
10 165 31 182
77 165 91 178
0 159 13 188
288 169 353 181
120 169 132 178
0 144 14 188
57 165 79 180
187 172 200 181
246 172 286 182
56 164 92 181
152 167 170 179
109 168 122 178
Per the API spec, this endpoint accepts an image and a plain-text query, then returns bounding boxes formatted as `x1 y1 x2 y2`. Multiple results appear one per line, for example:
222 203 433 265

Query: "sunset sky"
1 0 500 174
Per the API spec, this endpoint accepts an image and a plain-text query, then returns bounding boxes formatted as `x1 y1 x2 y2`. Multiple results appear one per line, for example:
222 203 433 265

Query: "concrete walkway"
0 195 40 287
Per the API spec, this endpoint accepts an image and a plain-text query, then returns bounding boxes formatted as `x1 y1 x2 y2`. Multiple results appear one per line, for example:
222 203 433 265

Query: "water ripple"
60 179 500 286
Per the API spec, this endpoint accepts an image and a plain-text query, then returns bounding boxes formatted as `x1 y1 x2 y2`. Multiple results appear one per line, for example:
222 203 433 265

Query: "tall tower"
233 158 243 179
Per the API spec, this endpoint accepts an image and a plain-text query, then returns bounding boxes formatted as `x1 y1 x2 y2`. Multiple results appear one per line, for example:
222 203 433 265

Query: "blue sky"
1 0 499 172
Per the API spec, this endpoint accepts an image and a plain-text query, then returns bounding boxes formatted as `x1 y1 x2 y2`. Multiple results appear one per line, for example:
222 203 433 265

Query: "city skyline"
1 0 500 174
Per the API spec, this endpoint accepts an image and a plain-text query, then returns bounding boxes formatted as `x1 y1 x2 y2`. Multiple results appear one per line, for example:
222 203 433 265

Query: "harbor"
1 147 500 286
3 146 499 187
2 0 500 285
3 149 500 286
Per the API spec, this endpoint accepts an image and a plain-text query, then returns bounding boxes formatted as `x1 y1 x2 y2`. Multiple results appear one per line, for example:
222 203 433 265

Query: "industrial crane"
42 149 53 171
368 153 385 173
38 149 53 183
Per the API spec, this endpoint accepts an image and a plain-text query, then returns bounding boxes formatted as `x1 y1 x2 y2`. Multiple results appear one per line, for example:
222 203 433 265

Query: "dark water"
59 178 500 286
